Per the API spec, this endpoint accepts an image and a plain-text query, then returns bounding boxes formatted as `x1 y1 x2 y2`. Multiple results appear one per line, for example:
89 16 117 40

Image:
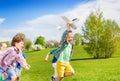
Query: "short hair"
11 36 24 46
0 43 2 47
0 43 7 47
68 30 72 33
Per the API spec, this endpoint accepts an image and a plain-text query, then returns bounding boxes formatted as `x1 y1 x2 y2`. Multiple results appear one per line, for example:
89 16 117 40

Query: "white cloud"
26 15 61 26
0 18 5 24
96 0 120 24
1 0 120 42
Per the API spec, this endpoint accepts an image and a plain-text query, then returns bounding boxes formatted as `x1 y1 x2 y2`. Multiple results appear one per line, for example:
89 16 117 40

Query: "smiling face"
15 41 24 51
11 36 25 51
66 31 73 43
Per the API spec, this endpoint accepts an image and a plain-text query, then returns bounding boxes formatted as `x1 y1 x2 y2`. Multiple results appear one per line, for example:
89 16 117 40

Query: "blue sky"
0 0 90 29
0 0 120 42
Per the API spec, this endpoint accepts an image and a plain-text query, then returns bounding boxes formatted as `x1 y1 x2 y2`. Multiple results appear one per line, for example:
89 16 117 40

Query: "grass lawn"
20 46 120 81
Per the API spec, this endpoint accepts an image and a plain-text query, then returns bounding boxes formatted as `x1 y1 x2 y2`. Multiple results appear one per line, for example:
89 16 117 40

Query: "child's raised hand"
66 23 70 30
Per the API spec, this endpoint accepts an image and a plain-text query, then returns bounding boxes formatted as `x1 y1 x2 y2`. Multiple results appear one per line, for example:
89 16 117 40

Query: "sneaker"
51 76 55 81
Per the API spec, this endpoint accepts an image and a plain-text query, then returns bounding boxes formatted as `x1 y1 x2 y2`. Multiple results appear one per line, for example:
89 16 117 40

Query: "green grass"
20 46 120 81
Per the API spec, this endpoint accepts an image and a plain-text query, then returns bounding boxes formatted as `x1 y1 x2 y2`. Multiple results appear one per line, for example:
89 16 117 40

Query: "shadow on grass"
71 57 108 61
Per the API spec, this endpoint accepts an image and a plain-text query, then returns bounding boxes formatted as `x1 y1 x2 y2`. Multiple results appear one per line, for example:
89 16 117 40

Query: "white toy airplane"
61 16 79 30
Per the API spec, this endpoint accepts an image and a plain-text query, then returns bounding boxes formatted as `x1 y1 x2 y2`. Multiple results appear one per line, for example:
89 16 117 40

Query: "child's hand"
66 23 70 30
44 57 48 62
25 64 31 70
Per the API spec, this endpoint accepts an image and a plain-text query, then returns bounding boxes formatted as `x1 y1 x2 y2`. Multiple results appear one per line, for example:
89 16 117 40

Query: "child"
52 23 75 81
0 43 7 58
0 35 30 81
5 52 27 81
0 43 7 81
0 43 7 52
44 49 57 81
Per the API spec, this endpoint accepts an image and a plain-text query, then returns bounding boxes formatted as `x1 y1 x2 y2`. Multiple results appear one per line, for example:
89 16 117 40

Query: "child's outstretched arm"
66 23 70 31
44 52 50 62
22 59 31 70
17 55 31 70
59 23 71 45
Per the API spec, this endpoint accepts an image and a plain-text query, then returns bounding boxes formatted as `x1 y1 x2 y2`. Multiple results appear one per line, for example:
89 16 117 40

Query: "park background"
19 45 120 81
0 0 120 81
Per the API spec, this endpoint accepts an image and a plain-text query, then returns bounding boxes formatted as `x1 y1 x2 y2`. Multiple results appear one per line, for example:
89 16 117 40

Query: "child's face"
1 43 7 51
66 32 73 43
15 41 24 51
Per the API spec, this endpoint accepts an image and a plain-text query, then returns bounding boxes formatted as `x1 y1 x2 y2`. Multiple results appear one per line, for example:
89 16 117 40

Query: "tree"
73 33 82 46
34 36 46 47
25 39 32 51
82 10 120 58
103 20 120 58
46 39 59 48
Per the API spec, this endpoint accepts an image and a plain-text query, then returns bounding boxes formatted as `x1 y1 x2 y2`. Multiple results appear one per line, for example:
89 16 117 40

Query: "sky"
0 0 120 43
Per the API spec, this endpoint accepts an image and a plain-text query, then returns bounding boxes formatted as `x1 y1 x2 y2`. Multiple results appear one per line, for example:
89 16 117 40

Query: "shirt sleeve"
50 48 58 55
16 53 26 66
60 30 68 45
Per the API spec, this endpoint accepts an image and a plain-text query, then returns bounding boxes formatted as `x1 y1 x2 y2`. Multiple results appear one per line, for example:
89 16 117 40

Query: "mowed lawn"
20 46 120 81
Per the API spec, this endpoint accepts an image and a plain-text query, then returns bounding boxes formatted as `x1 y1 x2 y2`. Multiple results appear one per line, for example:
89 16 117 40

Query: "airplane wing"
61 16 70 22
57 25 62 30
70 23 77 29
61 16 79 30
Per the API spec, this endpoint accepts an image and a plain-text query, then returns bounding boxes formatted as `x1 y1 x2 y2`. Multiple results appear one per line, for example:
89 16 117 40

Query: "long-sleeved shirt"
0 46 26 71
51 30 74 61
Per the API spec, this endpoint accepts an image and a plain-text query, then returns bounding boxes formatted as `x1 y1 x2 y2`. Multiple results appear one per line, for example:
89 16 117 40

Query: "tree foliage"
35 36 46 47
46 39 59 48
82 10 120 58
73 33 82 46
25 39 32 51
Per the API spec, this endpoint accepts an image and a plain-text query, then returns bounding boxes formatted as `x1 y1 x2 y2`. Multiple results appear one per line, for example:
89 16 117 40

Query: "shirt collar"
13 46 20 54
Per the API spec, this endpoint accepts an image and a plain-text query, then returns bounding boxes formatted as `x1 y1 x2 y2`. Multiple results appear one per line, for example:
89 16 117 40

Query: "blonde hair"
0 43 7 50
